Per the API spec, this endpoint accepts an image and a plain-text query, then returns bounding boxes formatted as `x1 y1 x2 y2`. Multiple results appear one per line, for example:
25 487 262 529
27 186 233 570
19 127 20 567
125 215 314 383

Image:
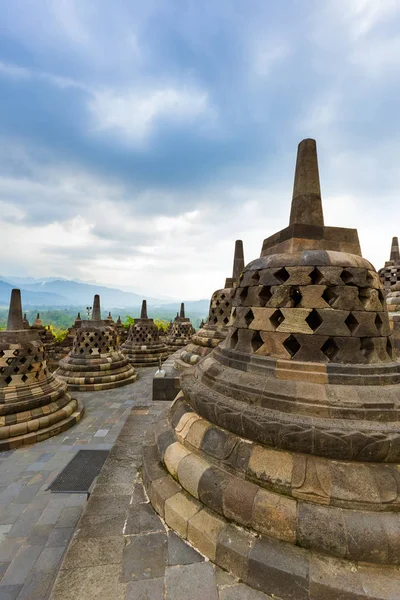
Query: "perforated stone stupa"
56 295 137 391
143 139 400 599
379 236 400 294
121 300 170 366
176 240 245 370
0 290 83 450
166 303 195 349
31 313 55 352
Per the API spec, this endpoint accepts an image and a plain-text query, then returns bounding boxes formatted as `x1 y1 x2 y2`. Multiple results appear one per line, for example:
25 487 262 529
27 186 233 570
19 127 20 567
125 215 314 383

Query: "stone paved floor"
0 368 272 600
0 370 153 600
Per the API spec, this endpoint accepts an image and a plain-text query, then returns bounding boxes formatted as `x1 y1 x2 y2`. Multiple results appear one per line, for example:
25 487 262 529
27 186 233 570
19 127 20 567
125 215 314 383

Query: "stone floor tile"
76 514 126 539
125 577 164 600
0 584 23 600
165 562 219 600
62 535 125 570
0 561 10 578
0 524 12 543
26 524 53 546
50 564 127 600
124 502 165 535
84 495 131 517
55 507 82 528
167 531 204 566
121 532 168 582
214 565 238 587
34 546 65 572
7 509 43 538
36 504 65 526
0 504 26 525
1 545 42 585
45 527 74 548
0 538 23 562
18 569 57 599
14 484 42 504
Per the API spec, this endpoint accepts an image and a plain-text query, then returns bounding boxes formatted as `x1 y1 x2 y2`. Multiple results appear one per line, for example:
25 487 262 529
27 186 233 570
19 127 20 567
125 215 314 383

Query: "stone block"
187 507 225 560
247 535 309 600
198 466 231 513
216 524 255 580
164 442 191 478
222 478 258 526
251 487 297 542
177 453 209 499
164 492 201 539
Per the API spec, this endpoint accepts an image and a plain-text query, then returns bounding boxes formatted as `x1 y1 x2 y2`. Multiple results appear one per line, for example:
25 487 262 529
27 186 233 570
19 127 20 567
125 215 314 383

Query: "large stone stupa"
175 240 245 370
166 303 195 349
143 139 400 599
56 295 137 391
121 300 170 366
0 290 83 450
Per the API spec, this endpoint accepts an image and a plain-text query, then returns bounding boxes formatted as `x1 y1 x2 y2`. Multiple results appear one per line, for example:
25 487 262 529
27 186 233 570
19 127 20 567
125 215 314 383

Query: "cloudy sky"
0 0 399 300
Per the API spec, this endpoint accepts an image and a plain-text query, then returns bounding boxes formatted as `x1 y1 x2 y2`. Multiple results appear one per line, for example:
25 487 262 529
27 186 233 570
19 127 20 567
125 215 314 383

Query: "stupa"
176 240 245 370
105 311 115 327
22 313 30 329
56 295 137 391
166 303 195 349
379 236 400 294
0 290 83 450
115 316 128 345
143 139 400 599
121 300 170 366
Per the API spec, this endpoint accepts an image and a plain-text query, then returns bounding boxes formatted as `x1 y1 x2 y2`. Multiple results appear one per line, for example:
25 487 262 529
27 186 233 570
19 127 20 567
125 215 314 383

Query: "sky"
0 0 400 300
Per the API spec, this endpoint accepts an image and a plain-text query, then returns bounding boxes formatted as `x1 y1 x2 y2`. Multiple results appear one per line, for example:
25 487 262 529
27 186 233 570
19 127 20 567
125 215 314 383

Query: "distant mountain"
0 276 211 313
0 280 68 306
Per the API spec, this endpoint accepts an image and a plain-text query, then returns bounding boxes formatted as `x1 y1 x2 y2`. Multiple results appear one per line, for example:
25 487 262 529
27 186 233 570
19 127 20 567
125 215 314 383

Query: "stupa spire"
232 239 244 280
180 303 185 319
7 289 24 331
141 300 148 319
92 295 101 321
289 138 324 227
390 236 400 262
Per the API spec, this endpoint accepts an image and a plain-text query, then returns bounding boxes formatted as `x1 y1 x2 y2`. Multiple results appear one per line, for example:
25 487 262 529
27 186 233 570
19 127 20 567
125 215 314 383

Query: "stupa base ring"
0 399 84 451
143 406 400 600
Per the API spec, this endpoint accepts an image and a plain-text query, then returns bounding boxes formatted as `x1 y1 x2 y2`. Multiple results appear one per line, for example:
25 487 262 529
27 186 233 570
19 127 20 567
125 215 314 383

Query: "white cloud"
88 85 213 147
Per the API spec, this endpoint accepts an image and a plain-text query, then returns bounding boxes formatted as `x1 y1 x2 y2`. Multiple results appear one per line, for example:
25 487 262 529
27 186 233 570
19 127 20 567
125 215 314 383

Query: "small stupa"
176 240 245 370
0 290 83 450
22 313 30 329
105 311 115 327
121 300 170 366
30 312 55 353
115 316 128 345
56 295 137 391
144 139 400 598
379 236 400 294
166 303 195 349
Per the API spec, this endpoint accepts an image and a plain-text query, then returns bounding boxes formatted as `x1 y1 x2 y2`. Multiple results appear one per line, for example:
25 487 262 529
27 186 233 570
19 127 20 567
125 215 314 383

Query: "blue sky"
0 0 399 299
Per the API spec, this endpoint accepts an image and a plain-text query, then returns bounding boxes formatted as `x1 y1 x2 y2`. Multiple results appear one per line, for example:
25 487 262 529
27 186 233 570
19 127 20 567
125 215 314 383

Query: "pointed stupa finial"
180 303 185 319
117 316 122 325
141 300 148 319
289 138 324 227
7 289 24 331
37 312 40 319
390 236 400 263
92 295 101 321
232 240 245 280
77 312 81 319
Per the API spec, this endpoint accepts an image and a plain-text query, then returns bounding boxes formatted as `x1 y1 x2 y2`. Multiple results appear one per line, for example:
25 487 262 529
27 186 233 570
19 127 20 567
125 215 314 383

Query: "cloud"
88 85 213 147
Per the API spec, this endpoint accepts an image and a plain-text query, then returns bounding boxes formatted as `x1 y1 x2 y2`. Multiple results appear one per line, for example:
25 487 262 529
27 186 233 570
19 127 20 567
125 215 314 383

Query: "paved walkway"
0 370 153 600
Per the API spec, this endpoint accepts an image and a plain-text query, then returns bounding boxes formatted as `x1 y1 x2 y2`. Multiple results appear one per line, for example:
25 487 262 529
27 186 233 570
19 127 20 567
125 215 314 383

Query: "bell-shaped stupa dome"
166 303 195 349
121 300 170 366
176 240 245 369
0 290 83 450
55 295 137 391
